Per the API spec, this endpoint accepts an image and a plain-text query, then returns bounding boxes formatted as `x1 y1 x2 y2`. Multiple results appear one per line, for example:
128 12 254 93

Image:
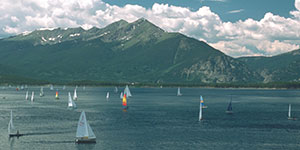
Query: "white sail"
120 92 124 99
199 100 203 121
288 104 292 118
73 88 78 100
31 91 34 102
68 92 77 108
25 91 29 100
63 85 66 90
40 87 44 97
177 87 182 96
76 111 96 139
8 110 15 134
114 87 118 93
124 85 132 97
50 85 54 90
106 92 110 99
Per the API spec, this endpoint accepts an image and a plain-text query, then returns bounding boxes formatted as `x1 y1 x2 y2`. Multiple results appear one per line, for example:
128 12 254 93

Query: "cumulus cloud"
1 0 300 57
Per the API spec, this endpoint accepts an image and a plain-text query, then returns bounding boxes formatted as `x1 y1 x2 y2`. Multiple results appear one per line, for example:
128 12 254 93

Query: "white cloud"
1 0 300 57
227 9 244 14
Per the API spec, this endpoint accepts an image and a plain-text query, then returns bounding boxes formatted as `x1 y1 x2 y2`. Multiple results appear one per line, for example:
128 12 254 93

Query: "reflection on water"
1 87 300 150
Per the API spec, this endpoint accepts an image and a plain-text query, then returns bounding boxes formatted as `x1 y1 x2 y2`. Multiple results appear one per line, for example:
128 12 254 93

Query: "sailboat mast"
199 100 203 121
288 104 291 118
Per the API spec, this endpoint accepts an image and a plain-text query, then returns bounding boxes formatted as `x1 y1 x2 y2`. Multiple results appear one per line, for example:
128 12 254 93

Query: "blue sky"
102 0 295 22
1 0 300 57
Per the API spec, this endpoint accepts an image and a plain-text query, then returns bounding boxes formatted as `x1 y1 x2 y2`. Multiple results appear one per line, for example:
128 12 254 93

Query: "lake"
1 86 300 150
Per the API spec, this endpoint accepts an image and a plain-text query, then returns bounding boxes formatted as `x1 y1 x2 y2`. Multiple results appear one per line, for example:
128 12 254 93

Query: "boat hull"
75 138 96 144
9 133 23 137
226 111 233 114
288 117 297 120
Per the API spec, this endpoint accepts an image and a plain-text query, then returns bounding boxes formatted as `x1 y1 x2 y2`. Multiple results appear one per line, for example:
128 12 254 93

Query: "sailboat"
226 96 233 114
199 98 203 121
75 111 96 143
200 96 208 108
120 92 124 99
73 88 78 100
50 85 54 90
122 94 128 110
55 91 59 100
124 85 132 97
106 92 110 99
63 85 66 90
8 110 23 137
288 104 297 120
177 87 182 96
114 87 118 93
40 86 44 97
25 91 29 100
68 92 77 109
31 91 34 102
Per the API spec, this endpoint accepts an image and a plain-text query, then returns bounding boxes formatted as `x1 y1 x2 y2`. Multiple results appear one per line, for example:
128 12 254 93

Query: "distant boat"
68 92 77 109
25 91 29 100
8 110 23 137
288 104 297 120
75 111 96 143
114 87 118 93
120 92 124 99
31 91 34 102
226 96 233 114
63 85 66 90
73 88 78 100
83 86 86 90
122 94 128 110
40 86 44 97
55 91 59 100
20 85 24 90
50 85 54 90
106 92 110 99
124 85 132 97
200 96 208 108
199 98 203 121
177 87 182 96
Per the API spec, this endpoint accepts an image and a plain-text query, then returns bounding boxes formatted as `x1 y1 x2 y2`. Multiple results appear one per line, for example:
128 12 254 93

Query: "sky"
1 0 300 57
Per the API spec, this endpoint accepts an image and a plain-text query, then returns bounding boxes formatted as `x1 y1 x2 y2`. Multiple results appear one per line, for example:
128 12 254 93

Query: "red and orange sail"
55 91 59 99
122 94 127 108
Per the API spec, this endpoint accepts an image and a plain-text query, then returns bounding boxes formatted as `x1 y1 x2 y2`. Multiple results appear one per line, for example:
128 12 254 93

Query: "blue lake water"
1 86 300 150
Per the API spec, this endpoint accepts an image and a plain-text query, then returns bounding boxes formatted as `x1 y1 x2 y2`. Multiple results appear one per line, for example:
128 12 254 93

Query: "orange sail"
55 91 59 99
122 94 127 109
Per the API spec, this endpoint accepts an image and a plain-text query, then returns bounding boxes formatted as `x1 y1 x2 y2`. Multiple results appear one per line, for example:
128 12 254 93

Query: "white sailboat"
25 91 29 100
50 85 54 90
40 86 44 97
120 92 124 99
75 111 96 143
63 85 66 90
288 104 296 120
73 88 78 100
31 91 34 102
177 87 182 96
114 87 118 93
124 85 132 97
68 92 77 109
199 98 203 121
106 92 110 99
200 96 208 108
8 110 22 137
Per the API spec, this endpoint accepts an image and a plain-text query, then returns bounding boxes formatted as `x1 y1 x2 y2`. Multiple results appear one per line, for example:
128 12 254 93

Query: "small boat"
40 86 44 97
114 87 118 93
31 91 34 102
177 87 182 96
122 94 128 110
106 92 110 99
120 92 123 99
199 98 203 121
75 111 96 143
124 85 132 97
83 86 86 90
288 104 297 120
73 88 78 100
63 85 66 90
226 95 233 114
55 91 59 100
8 110 23 137
50 85 54 90
200 96 208 108
25 91 29 100
68 92 77 109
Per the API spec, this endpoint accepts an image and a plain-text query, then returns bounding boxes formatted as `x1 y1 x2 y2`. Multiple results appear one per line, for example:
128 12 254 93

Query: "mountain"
0 18 264 84
238 49 300 83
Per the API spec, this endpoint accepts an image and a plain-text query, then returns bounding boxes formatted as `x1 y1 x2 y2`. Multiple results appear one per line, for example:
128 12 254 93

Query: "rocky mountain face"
0 18 297 84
